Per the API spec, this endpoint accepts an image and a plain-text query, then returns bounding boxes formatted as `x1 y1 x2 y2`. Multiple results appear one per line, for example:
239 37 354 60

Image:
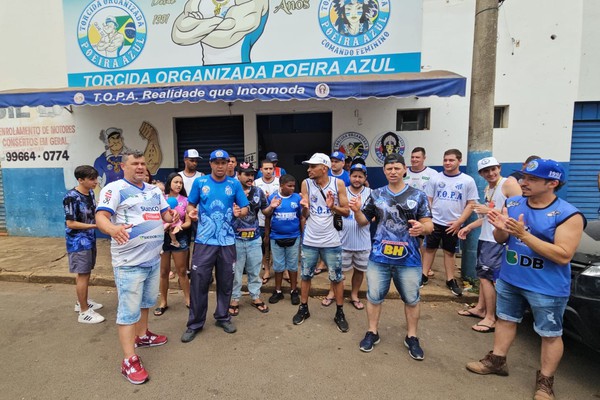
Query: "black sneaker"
290 289 300 305
420 274 429 287
404 336 424 360
292 304 310 325
446 279 463 296
269 290 284 304
359 331 380 352
215 320 237 334
334 310 349 333
181 328 200 343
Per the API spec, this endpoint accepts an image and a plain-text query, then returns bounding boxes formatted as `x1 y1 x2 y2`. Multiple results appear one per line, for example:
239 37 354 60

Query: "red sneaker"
121 355 148 385
135 329 168 348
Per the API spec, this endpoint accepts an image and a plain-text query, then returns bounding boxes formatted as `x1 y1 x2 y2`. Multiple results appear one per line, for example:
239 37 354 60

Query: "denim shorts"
113 262 160 325
366 260 421 306
271 238 300 273
496 278 568 337
301 244 343 283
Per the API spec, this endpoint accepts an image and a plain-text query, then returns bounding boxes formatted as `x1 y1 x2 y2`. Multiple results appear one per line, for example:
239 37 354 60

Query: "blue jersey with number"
362 185 431 267
499 196 585 297
232 186 267 241
188 175 249 246
268 192 302 239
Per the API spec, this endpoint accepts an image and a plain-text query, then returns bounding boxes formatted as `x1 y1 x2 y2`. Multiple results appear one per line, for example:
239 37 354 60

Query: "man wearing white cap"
467 159 586 400
457 157 521 333
293 153 350 332
178 149 204 195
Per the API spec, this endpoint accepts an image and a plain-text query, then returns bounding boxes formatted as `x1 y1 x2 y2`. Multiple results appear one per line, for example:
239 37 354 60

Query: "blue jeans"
300 244 343 283
366 260 421 306
271 238 300 273
496 279 568 337
113 262 160 325
232 238 263 301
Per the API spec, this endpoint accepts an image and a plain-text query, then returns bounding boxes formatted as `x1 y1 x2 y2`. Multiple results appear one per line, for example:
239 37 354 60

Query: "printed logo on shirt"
103 190 112 204
506 249 545 269
225 186 233 196
202 185 210 194
381 240 408 258
143 212 161 221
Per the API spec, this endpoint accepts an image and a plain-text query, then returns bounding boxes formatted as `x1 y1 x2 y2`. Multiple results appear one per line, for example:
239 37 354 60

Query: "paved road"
1 281 598 400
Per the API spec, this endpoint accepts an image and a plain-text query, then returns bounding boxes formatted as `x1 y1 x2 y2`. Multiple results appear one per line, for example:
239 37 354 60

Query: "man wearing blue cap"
329 151 351 186
178 149 204 195
467 159 586 400
256 152 287 179
181 149 249 343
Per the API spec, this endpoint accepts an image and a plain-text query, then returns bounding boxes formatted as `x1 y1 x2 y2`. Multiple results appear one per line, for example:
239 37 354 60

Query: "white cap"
184 149 201 159
302 153 331 169
477 156 500 171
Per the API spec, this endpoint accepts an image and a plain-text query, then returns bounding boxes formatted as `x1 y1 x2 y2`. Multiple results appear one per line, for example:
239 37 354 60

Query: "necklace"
212 0 230 15
484 177 502 208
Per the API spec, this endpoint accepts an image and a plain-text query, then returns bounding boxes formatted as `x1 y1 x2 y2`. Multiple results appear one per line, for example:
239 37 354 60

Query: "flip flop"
153 306 168 316
228 304 239 316
251 301 269 313
350 299 365 310
314 268 326 275
458 308 485 319
427 269 435 277
321 297 335 307
262 276 271 284
472 323 495 333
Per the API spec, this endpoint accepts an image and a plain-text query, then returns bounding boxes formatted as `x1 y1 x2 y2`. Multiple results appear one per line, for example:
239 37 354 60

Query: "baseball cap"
106 127 122 138
183 149 202 159
383 153 405 166
302 153 331 169
519 158 565 183
209 149 230 161
266 152 278 162
477 156 500 172
350 163 367 175
237 161 256 173
330 151 345 161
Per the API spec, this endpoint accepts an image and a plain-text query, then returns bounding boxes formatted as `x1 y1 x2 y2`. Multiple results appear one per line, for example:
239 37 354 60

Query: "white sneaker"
78 308 106 324
74 299 103 312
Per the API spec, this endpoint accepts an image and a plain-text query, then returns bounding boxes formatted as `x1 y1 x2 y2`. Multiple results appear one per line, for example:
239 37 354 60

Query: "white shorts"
341 249 370 272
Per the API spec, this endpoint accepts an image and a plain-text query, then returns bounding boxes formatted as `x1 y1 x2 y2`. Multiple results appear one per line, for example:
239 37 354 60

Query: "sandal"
427 269 435 277
262 276 271 284
251 301 269 313
153 306 168 316
321 297 335 307
229 304 239 316
458 308 485 319
349 299 365 310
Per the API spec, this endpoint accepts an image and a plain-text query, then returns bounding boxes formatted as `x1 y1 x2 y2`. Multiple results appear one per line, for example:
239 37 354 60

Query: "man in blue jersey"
96 151 179 385
181 149 249 343
467 159 586 400
350 154 433 360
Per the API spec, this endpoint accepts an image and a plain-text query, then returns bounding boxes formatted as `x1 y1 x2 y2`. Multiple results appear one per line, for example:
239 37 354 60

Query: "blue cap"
330 151 345 161
266 152 278 162
183 149 202 159
209 149 229 161
350 163 367 175
520 159 565 183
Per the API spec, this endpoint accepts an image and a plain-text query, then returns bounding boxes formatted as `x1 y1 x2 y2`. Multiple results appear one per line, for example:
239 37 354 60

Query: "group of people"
63 146 586 400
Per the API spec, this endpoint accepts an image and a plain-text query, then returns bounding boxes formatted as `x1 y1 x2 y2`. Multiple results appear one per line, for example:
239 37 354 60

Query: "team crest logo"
225 186 233 196
372 131 405 165
406 199 417 209
318 0 390 55
438 182 446 189
334 132 370 161
311 194 318 203
291 202 298 209
525 160 539 172
315 83 330 98
202 185 210 194
455 184 463 190
77 0 147 69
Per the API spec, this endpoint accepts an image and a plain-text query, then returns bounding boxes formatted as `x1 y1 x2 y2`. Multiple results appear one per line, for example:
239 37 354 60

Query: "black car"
564 219 600 351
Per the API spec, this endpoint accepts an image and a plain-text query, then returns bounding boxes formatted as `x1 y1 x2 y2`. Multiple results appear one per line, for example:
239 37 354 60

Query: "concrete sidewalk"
0 236 477 302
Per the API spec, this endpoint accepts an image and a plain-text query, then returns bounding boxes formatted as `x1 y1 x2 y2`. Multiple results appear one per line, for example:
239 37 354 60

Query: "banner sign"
63 0 422 87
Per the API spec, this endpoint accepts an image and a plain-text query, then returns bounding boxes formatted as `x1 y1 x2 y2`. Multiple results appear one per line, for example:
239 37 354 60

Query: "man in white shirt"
178 149 204 195
423 149 479 296
404 147 437 192
254 159 280 283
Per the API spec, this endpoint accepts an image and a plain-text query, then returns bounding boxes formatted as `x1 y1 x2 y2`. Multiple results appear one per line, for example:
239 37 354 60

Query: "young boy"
63 165 105 324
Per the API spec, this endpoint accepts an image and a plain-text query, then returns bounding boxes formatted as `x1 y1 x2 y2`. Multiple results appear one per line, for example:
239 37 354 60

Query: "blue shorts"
366 261 421 306
301 244 343 283
476 240 503 281
113 262 160 325
271 238 300 273
496 279 568 337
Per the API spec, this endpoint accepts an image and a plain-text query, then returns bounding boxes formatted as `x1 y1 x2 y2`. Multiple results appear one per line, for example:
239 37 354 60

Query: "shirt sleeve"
424 174 436 198
417 191 433 219
63 193 76 221
187 177 200 205
467 178 480 201
362 192 377 221
96 183 118 215
235 180 250 208
257 188 268 210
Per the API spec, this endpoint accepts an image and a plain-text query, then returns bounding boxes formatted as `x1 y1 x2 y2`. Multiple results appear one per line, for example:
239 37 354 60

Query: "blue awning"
0 71 465 107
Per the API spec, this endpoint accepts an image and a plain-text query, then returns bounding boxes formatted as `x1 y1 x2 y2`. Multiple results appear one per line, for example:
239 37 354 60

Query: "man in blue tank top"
467 159 586 400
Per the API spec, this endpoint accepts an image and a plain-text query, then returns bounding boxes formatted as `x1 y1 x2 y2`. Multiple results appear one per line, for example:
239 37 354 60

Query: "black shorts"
425 223 458 253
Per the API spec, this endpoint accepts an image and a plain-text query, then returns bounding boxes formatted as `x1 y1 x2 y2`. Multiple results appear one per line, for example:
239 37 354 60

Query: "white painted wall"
1 0 597 170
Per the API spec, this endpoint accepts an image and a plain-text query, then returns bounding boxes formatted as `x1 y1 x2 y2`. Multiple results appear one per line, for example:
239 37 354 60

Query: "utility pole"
462 0 499 279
